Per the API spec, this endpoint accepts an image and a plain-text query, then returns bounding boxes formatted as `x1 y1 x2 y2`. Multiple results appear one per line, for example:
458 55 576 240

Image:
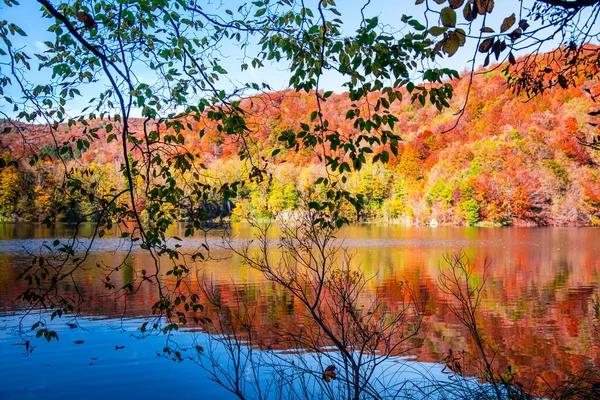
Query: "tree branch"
538 0 600 9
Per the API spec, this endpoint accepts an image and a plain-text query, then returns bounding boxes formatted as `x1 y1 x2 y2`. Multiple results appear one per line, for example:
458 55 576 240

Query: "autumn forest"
2 62 599 227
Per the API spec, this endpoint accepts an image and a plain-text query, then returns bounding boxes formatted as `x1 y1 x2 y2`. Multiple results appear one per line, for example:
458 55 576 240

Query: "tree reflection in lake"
0 223 599 398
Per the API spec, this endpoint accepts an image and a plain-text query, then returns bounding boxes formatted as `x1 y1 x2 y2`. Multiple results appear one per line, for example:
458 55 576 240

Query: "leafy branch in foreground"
0 0 456 341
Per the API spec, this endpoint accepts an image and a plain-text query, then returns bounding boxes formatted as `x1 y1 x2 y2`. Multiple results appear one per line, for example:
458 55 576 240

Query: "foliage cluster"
2 68 599 226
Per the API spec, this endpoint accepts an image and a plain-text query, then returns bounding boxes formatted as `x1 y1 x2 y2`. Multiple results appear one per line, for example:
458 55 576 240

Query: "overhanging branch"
538 0 600 9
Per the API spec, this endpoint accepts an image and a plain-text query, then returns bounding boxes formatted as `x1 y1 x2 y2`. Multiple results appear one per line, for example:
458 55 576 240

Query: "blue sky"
0 0 540 117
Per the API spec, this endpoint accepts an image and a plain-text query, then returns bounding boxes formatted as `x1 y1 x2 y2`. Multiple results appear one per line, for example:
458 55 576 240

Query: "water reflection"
0 314 236 400
0 223 598 393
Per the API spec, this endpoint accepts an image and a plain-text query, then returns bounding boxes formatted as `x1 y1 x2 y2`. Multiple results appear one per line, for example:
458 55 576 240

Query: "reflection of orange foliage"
3 225 599 398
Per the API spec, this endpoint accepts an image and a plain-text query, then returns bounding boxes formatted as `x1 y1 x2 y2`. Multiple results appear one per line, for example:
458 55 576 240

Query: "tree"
1 0 600 397
0 0 458 345
421 0 600 87
0 163 27 220
420 0 600 140
222 213 422 400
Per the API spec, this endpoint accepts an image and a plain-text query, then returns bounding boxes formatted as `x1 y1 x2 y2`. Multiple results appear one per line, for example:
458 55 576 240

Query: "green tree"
461 198 480 225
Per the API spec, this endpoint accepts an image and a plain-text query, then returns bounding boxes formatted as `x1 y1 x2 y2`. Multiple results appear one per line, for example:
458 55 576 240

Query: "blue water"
0 313 464 400
0 314 231 400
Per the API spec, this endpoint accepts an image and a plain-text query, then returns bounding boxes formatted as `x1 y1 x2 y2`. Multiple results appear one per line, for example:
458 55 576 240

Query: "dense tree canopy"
2 76 599 226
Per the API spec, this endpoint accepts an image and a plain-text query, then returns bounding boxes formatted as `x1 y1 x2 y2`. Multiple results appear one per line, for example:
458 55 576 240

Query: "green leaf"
429 26 447 37
443 34 460 56
12 25 27 37
441 7 456 28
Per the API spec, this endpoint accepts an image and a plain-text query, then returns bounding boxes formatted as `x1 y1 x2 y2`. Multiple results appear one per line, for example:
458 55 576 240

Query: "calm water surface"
0 223 599 398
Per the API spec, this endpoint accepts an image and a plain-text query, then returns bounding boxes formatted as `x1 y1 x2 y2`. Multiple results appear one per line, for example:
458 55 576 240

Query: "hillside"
1 67 599 226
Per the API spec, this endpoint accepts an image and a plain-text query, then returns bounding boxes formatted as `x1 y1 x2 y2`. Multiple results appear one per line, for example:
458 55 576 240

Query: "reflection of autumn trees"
2 59 600 225
198 260 598 395
2 226 598 395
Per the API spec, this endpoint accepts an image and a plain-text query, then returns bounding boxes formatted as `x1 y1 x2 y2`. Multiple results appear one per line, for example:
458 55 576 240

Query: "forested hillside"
1 66 599 226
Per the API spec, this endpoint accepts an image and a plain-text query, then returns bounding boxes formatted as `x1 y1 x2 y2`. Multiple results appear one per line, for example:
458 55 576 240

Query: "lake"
1 223 599 399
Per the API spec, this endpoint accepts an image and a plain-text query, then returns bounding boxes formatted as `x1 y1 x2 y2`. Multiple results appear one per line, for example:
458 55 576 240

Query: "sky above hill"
0 0 543 118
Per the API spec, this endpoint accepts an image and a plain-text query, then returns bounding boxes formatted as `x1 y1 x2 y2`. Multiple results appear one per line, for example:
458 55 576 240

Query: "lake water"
0 223 599 398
